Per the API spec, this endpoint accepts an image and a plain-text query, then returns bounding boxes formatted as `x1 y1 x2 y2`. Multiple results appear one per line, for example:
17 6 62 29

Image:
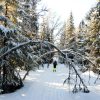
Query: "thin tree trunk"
22 70 30 81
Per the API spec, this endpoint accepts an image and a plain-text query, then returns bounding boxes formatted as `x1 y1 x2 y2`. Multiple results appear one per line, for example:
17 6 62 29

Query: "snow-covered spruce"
0 25 24 94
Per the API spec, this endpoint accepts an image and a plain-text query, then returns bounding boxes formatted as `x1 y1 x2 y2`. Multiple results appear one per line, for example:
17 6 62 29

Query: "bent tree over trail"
0 39 95 93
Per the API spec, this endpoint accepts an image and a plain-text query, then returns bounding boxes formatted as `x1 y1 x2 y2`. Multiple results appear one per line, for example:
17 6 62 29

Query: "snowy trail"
1 64 100 100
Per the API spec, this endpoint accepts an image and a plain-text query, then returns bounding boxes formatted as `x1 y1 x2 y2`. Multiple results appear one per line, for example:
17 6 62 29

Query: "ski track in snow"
0 64 100 100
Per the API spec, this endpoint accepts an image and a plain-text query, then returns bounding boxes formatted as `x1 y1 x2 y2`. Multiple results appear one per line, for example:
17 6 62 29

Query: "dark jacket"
53 61 57 68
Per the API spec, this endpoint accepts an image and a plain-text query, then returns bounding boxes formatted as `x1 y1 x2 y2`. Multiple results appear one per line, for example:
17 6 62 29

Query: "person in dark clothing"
53 60 57 72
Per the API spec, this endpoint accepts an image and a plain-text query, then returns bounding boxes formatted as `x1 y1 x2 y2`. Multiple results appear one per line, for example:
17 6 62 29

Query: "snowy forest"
0 0 100 100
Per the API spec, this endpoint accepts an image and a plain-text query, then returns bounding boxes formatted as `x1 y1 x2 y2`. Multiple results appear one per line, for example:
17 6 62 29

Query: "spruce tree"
85 3 100 72
65 12 75 50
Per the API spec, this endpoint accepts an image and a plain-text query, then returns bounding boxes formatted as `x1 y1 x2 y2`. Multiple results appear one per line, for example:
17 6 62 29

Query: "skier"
53 60 57 72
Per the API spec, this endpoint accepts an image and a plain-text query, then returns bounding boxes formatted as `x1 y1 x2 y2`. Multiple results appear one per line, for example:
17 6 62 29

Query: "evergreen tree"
40 17 54 43
0 0 41 94
76 20 86 54
17 0 39 39
85 3 100 71
39 16 56 64
0 0 18 26
65 12 75 50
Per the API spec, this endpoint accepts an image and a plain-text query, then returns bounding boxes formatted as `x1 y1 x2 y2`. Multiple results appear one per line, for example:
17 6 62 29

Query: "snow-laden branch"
0 38 97 70
0 40 33 59
0 40 65 59
62 49 97 68
0 39 96 69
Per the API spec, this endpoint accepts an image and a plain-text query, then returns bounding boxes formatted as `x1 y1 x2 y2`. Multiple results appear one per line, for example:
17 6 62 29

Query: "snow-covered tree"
84 3 100 72
0 0 42 94
0 25 24 94
0 0 18 26
64 12 75 50
75 20 87 54
16 0 39 39
39 14 60 64
40 17 53 43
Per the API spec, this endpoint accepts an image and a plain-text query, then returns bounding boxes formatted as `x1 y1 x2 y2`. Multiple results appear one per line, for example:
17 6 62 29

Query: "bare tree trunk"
22 70 30 81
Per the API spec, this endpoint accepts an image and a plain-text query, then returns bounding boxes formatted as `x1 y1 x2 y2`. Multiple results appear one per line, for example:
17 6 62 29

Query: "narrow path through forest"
0 64 100 100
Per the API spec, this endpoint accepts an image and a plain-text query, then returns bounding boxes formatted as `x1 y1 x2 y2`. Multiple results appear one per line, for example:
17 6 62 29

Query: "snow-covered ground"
0 64 100 100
